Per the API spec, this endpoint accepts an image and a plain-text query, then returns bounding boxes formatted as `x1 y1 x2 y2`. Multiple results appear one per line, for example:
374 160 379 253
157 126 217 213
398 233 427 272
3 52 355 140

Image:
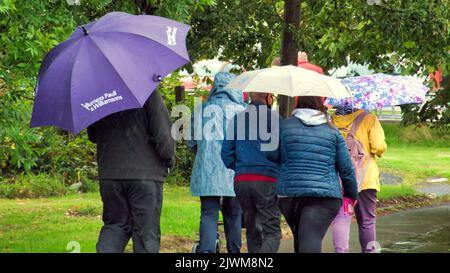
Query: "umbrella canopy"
326 73 429 111
225 65 351 98
31 12 190 134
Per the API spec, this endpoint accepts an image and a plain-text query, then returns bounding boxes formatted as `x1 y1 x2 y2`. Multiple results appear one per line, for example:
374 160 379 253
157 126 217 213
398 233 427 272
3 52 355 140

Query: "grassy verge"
378 146 450 184
0 186 199 253
378 184 418 200
381 123 450 147
378 123 450 185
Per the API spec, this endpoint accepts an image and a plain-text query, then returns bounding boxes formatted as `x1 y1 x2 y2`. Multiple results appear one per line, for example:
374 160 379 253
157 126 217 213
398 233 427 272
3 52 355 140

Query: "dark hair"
296 96 335 128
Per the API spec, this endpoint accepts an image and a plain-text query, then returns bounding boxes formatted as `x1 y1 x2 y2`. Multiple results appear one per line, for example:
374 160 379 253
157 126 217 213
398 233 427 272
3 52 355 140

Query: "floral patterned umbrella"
326 73 429 111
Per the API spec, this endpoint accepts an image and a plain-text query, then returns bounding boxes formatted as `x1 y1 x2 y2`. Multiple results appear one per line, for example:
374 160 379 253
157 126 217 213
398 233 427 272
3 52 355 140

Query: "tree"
402 73 450 128
279 0 300 118
191 0 449 71
188 0 449 121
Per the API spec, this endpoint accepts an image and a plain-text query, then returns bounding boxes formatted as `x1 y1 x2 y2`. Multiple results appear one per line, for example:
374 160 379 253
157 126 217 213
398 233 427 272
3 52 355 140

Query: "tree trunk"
279 0 301 118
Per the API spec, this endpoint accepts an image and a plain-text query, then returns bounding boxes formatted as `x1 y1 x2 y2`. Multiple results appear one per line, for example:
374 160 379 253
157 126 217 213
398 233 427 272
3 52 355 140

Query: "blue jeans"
198 196 242 253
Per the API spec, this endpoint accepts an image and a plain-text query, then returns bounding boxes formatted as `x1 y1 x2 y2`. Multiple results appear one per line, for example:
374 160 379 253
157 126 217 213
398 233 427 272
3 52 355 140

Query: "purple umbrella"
31 12 190 134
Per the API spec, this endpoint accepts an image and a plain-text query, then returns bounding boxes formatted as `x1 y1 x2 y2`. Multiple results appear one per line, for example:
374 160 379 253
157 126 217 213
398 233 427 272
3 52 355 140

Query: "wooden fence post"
175 85 185 103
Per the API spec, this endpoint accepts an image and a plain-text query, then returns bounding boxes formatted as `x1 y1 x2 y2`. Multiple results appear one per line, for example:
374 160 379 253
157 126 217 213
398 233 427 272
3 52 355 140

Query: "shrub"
79 176 99 193
38 131 97 184
0 125 43 175
401 76 450 130
166 142 195 186
0 174 69 199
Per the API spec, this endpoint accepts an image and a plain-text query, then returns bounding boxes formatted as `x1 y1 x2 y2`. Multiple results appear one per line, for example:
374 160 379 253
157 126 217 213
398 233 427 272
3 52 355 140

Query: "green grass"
378 145 450 184
382 123 450 147
378 184 418 200
0 186 199 253
378 123 450 184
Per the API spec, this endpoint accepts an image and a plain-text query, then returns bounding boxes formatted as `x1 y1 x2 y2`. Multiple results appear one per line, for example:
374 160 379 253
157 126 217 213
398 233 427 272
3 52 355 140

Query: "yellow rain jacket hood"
332 110 387 192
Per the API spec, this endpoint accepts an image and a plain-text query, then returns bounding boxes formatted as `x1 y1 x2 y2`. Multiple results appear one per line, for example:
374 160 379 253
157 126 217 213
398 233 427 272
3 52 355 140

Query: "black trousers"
278 196 341 253
96 179 163 253
235 181 281 253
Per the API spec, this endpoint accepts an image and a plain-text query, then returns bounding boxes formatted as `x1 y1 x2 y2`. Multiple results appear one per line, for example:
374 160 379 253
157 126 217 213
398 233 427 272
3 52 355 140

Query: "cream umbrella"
226 65 351 98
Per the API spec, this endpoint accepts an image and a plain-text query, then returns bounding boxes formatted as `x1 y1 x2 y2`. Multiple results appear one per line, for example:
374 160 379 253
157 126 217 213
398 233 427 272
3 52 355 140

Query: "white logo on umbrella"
166 26 177 45
81 90 123 112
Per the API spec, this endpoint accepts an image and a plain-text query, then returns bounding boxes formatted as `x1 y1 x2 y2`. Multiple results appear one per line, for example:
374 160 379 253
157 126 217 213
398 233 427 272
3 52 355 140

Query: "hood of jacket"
292 108 327 125
207 72 243 105
332 109 365 130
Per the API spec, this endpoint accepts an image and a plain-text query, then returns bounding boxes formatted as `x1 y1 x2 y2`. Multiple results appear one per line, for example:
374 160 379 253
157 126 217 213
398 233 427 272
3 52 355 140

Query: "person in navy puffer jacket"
277 96 358 253
222 92 282 253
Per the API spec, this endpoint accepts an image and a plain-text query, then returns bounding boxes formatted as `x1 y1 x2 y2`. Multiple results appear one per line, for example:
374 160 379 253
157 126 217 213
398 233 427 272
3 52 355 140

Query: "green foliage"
401 75 450 129
0 0 15 13
0 174 69 198
189 0 282 68
38 131 97 183
79 176 99 193
189 0 450 72
0 126 43 174
166 142 195 185
301 0 450 73
0 122 96 181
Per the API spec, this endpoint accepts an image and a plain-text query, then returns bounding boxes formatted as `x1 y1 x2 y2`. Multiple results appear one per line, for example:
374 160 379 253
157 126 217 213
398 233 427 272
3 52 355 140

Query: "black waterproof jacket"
87 91 175 182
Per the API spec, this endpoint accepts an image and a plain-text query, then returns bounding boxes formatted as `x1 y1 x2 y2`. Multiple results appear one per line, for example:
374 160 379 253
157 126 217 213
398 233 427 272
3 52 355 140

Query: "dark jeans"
198 196 242 253
96 179 163 253
235 182 281 253
279 196 341 253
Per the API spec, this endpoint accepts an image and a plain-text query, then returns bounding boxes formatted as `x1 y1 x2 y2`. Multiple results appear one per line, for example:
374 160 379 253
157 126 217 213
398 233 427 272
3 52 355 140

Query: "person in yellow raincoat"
330 104 387 253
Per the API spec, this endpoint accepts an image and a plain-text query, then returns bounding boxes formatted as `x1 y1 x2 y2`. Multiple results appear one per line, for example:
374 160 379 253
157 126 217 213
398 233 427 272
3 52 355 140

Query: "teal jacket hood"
207 72 243 105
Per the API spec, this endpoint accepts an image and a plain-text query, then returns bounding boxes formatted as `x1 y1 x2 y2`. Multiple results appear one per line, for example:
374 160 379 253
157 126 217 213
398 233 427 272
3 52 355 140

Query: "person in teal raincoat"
187 72 245 253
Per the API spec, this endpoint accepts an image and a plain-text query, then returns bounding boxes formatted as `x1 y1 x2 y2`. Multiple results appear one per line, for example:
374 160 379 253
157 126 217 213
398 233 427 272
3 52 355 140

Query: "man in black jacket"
87 91 175 253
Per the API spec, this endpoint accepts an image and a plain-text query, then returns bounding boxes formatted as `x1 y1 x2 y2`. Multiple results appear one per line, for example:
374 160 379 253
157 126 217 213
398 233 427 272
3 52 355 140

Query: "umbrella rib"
88 38 143 107
289 67 296 98
38 39 80 84
325 78 338 98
